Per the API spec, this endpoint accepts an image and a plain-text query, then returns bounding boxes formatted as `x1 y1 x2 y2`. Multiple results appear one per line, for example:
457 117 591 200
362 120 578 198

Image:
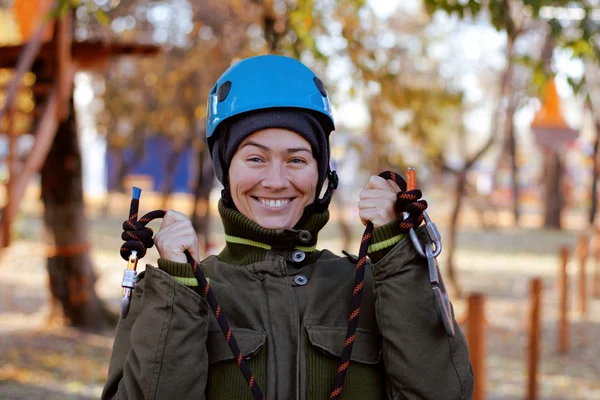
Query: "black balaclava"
211 108 332 216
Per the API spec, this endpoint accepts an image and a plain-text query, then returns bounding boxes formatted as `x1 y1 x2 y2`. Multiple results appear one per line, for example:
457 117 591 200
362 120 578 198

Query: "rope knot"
119 210 167 261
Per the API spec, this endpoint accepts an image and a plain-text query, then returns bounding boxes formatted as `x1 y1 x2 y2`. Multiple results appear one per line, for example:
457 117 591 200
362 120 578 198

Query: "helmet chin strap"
314 169 339 213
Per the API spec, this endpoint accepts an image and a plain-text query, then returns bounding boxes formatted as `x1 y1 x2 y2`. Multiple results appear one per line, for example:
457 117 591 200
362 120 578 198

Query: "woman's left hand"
358 175 402 228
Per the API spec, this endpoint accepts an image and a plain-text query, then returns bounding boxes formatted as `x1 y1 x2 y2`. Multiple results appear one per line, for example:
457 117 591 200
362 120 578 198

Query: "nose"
261 162 289 190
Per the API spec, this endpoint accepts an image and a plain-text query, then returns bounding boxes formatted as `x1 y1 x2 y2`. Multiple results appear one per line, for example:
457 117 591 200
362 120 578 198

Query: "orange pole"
577 234 588 317
467 293 486 400
594 250 600 298
558 247 569 354
406 167 416 191
527 278 542 400
592 229 600 298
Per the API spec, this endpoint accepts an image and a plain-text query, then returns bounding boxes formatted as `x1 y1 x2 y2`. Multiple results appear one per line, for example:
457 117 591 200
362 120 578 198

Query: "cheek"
295 169 319 195
230 166 261 194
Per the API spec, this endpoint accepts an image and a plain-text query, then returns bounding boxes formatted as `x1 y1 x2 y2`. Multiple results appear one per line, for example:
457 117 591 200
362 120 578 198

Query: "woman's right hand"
154 209 200 264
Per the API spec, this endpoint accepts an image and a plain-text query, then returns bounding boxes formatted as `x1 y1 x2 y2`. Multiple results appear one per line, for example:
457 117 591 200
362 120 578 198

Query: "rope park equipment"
118 169 453 400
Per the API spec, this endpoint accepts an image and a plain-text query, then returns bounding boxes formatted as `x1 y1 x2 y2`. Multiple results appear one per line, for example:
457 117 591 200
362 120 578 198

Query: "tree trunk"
588 120 600 226
506 103 520 226
115 139 146 193
190 147 215 255
543 150 563 229
334 186 353 251
102 140 146 216
160 140 186 211
41 98 115 331
447 169 466 299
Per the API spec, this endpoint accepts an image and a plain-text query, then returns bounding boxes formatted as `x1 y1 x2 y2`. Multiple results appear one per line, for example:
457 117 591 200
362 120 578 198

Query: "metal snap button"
291 250 306 262
297 230 312 244
294 275 308 286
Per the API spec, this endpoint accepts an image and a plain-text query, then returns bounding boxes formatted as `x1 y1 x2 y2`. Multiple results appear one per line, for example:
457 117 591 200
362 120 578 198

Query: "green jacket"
102 202 474 400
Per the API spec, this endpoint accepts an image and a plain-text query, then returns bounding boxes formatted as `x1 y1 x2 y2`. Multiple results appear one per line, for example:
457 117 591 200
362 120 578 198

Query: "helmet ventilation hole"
217 81 232 102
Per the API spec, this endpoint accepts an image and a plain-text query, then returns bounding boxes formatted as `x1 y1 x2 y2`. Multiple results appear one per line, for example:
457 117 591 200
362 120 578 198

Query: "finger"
155 230 199 263
155 219 198 261
387 179 401 191
155 221 197 251
358 197 396 210
358 206 395 228
363 175 395 190
359 188 398 200
159 209 189 231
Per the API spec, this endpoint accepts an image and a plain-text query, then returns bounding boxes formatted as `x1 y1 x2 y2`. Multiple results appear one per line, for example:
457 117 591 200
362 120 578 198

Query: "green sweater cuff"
157 258 198 286
367 220 408 263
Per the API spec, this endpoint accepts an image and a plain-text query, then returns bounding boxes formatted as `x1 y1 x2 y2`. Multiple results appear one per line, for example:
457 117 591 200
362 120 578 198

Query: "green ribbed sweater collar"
217 200 329 265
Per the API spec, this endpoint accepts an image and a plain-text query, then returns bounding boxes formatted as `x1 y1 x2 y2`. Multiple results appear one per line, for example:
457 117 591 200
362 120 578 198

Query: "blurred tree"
41 97 116 329
331 1 464 173
424 0 600 295
425 0 600 230
29 1 120 329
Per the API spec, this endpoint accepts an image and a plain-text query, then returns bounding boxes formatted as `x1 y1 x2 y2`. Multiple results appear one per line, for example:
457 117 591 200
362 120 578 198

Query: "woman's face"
228 128 319 229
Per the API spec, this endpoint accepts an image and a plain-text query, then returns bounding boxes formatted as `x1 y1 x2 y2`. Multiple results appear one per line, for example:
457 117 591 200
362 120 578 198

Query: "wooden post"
592 228 600 298
527 278 542 400
2 108 16 248
467 293 486 400
558 247 569 354
577 234 588 316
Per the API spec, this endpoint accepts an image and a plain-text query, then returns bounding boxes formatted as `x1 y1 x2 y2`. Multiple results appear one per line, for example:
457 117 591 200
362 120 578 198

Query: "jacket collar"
217 199 329 265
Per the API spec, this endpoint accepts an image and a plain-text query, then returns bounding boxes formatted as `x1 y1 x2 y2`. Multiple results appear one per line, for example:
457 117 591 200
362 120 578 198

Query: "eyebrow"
240 141 312 154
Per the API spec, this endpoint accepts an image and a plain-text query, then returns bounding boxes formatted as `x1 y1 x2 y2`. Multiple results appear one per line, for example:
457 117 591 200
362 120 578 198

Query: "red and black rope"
120 196 265 400
329 170 427 399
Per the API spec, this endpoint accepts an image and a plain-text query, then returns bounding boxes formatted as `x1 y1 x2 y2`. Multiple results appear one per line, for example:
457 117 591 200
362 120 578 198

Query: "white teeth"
259 198 290 208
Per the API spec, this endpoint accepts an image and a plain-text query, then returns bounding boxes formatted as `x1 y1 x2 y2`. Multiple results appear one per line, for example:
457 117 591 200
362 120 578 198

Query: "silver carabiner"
409 211 442 258
425 243 455 337
120 250 138 319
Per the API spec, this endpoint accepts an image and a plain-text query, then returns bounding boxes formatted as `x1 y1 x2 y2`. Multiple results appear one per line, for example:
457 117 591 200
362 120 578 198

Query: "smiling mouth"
252 197 295 209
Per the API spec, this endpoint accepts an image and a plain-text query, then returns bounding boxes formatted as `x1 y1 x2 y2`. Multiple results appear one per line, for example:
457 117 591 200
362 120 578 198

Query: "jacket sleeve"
102 265 210 400
370 226 474 400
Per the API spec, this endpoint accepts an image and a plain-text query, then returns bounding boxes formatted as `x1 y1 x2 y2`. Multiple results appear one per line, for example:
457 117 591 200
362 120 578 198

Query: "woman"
102 55 474 400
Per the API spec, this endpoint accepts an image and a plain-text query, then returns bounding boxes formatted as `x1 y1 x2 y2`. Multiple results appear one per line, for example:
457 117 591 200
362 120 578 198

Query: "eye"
289 158 306 164
247 156 264 163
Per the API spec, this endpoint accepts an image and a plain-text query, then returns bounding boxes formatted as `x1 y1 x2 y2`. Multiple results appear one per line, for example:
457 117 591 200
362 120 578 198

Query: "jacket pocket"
206 328 267 400
306 325 385 400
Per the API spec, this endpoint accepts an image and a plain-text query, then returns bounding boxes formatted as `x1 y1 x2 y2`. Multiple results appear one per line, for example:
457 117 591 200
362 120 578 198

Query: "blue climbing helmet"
205 54 335 154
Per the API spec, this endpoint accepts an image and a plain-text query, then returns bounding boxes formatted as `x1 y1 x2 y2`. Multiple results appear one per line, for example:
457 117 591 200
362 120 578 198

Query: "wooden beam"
0 87 58 248
0 41 161 69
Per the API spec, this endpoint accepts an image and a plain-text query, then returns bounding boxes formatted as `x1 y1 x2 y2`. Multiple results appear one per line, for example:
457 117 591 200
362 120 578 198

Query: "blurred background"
0 0 599 399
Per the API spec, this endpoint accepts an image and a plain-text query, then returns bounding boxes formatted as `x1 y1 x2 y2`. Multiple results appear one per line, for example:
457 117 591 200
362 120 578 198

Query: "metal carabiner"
120 250 138 319
409 211 442 258
425 243 454 337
